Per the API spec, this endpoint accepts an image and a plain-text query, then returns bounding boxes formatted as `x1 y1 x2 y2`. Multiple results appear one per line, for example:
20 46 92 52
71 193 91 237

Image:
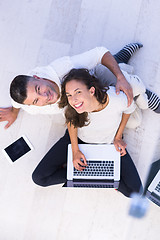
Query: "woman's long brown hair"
59 68 108 128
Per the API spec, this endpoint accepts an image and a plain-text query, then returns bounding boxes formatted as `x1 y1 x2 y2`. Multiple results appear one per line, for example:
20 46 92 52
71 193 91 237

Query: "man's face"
23 76 60 106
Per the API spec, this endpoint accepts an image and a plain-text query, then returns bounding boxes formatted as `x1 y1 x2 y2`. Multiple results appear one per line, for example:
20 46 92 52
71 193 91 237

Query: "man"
0 43 145 129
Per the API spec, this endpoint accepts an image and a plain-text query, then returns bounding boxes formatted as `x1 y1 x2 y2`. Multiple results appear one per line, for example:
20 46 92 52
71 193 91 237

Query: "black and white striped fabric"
146 89 160 113
114 43 143 64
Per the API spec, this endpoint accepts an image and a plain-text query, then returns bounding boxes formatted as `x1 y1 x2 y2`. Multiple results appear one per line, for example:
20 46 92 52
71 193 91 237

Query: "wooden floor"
0 0 160 239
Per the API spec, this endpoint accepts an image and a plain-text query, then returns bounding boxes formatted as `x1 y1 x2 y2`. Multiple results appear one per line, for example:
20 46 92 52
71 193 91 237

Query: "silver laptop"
63 144 120 188
146 170 160 207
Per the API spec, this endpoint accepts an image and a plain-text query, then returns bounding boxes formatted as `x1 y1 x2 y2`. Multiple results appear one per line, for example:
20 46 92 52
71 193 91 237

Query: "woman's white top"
77 87 136 144
11 47 108 115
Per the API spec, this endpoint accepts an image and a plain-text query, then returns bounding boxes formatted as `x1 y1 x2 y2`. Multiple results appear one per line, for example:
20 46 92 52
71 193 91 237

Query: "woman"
32 68 143 198
60 68 143 197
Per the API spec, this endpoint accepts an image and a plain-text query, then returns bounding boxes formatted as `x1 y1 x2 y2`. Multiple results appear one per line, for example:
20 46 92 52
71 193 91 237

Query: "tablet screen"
3 136 33 163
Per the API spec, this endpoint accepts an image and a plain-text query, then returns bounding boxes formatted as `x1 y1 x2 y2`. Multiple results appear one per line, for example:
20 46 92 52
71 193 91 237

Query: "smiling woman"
59 68 109 127
59 68 135 144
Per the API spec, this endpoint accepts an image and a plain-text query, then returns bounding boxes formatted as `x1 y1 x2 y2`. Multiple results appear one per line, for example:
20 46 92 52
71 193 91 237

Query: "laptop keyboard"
73 183 114 188
155 182 160 193
73 160 114 177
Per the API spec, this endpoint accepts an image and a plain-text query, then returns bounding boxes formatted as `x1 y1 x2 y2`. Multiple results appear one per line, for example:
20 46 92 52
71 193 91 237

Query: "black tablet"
2 135 33 164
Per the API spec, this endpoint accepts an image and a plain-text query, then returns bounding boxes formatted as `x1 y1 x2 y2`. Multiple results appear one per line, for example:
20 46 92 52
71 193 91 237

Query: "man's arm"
101 51 133 106
0 107 20 129
67 123 87 171
113 113 130 156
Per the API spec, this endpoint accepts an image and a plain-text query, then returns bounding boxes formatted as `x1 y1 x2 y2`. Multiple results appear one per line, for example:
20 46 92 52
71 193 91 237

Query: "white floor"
0 0 160 239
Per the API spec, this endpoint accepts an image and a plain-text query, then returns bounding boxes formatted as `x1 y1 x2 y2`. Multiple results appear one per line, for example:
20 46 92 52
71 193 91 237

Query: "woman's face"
65 79 95 113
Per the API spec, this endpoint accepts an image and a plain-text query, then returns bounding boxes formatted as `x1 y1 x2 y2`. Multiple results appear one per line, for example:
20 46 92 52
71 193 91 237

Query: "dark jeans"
32 130 142 197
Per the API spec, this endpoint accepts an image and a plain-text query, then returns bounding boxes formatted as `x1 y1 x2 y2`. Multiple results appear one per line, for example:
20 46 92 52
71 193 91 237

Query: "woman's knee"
32 170 48 187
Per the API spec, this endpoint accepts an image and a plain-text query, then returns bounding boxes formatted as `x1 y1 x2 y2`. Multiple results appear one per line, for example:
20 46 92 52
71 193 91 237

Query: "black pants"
32 130 142 197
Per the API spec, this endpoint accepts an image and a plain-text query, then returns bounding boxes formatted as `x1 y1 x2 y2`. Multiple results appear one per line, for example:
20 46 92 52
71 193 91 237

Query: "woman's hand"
114 137 127 156
72 149 88 171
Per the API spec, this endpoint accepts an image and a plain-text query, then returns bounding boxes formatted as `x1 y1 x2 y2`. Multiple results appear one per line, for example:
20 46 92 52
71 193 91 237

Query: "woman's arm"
67 123 87 171
113 113 131 156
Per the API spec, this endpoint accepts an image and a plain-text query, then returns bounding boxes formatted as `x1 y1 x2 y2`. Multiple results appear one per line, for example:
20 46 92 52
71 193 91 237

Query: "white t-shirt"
11 47 108 115
77 87 136 144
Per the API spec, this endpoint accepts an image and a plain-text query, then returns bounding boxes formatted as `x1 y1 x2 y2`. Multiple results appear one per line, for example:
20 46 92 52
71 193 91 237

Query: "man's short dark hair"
10 75 31 104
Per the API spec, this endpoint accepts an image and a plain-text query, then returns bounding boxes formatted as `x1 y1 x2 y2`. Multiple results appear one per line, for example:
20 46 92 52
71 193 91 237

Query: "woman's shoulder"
107 86 128 107
107 86 127 99
107 86 136 114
